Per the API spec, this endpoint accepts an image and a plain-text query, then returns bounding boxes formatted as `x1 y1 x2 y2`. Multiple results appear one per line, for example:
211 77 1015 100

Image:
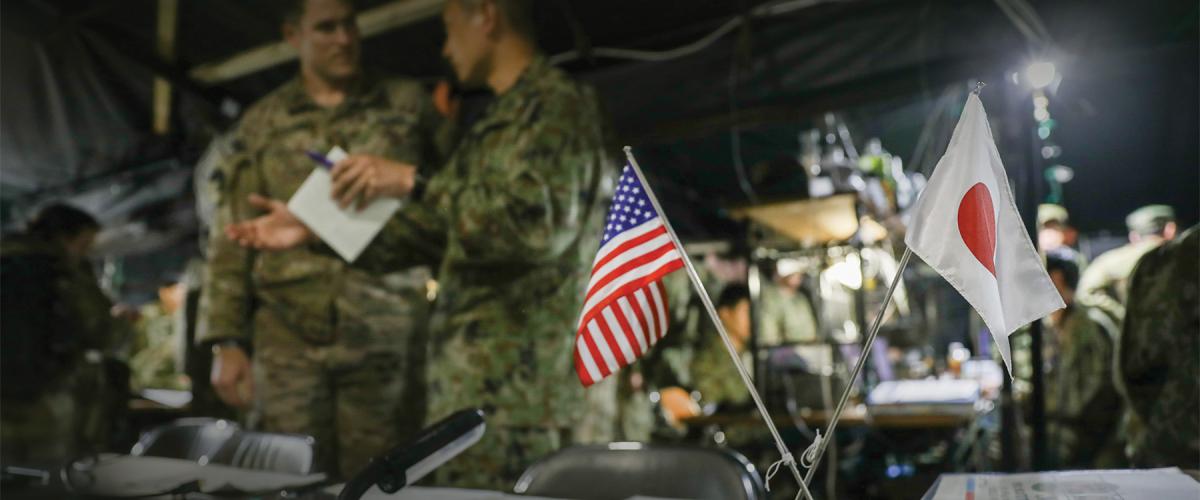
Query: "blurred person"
689 284 754 410
655 285 754 429
1038 204 1075 252
1 204 128 462
129 282 190 392
1038 248 1124 469
758 260 819 346
1115 226 1198 468
197 0 444 478
1077 204 1176 322
222 0 613 489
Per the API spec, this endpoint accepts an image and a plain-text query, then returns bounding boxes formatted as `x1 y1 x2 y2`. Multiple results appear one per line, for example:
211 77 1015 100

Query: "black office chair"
513 443 766 500
130 417 239 464
210 430 317 475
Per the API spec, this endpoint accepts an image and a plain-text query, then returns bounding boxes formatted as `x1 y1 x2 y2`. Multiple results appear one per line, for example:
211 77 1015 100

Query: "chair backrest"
210 430 317 475
513 443 766 500
130 417 239 463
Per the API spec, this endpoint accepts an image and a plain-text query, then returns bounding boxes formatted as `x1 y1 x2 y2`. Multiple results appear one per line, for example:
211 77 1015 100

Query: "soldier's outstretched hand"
225 194 313 251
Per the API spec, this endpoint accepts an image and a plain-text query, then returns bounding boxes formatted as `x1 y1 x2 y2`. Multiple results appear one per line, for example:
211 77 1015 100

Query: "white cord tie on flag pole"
799 430 823 468
765 452 796 492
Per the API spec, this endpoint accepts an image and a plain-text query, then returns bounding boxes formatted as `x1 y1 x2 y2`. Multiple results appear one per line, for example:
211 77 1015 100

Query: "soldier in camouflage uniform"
690 285 753 409
1038 249 1124 469
223 0 612 489
130 283 189 392
1115 225 1198 468
198 0 443 479
1 204 126 462
1037 204 1089 274
758 260 819 346
1077 205 1177 322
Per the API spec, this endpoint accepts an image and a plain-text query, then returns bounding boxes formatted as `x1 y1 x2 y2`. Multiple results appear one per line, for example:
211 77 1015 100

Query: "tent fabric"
0 0 1195 295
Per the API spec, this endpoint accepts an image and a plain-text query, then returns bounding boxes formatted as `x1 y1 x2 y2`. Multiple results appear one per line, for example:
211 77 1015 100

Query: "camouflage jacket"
1116 226 1198 468
359 56 613 428
0 236 127 398
758 284 819 345
130 303 187 391
198 74 442 345
689 329 752 408
1040 305 1123 468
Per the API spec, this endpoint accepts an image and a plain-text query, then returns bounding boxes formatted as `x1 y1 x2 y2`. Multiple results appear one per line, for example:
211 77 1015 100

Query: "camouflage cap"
1038 203 1069 227
1126 205 1175 234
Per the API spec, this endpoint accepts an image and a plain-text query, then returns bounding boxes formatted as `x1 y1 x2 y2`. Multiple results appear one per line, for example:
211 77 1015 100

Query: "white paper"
139 388 193 408
929 468 1200 500
867 379 980 406
287 146 401 262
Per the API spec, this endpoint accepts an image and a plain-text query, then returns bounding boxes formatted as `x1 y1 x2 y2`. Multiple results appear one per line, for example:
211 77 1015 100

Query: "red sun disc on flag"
957 182 997 277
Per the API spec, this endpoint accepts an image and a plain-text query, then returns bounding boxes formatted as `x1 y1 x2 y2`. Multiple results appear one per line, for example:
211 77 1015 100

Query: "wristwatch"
210 339 247 356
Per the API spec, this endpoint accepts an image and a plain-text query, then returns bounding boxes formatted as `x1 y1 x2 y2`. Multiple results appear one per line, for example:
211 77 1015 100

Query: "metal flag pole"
624 147 815 500
801 80 987 487
800 248 912 486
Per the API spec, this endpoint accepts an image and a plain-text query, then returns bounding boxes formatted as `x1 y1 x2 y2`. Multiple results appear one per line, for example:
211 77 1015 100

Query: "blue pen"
305 150 335 170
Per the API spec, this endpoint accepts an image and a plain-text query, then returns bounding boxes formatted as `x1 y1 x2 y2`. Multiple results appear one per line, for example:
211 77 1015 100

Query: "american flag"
575 164 685 387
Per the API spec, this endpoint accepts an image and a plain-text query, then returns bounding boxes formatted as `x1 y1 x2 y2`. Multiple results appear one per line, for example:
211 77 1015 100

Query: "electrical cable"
548 0 849 66
727 31 759 204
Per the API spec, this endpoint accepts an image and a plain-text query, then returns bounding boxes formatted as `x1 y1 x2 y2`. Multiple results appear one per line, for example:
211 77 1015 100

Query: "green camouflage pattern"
690 335 752 408
1115 226 1198 468
1040 306 1124 469
130 303 188 391
0 236 128 460
198 74 442 479
358 56 614 489
758 284 819 345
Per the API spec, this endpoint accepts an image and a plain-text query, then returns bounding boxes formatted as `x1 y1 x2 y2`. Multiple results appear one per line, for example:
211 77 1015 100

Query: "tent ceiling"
2 0 1196 235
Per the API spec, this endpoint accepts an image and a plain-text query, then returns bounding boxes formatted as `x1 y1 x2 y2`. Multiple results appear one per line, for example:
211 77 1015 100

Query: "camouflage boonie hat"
1125 205 1175 234
1038 203 1069 228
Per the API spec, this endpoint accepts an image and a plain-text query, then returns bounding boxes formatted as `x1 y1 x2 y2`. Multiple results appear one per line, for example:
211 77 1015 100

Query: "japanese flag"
905 93 1065 374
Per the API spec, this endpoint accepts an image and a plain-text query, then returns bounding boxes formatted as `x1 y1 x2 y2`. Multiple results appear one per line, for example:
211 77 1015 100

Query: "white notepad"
287 147 401 262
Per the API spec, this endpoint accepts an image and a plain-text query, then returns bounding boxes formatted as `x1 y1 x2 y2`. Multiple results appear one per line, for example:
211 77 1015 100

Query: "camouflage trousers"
1 390 75 463
429 426 568 491
250 276 429 480
0 360 115 463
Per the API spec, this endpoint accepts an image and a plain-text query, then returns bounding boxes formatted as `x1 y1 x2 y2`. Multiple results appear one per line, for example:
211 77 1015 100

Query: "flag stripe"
579 324 608 381
592 314 628 369
611 299 645 358
634 288 658 343
587 319 620 374
575 335 601 385
583 238 676 304
618 296 649 354
577 241 678 329
578 252 682 329
584 232 672 298
650 280 668 340
592 218 663 267
601 307 637 364
589 225 670 283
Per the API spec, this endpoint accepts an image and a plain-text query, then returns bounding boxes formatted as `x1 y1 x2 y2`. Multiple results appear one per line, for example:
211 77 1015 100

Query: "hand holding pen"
307 150 423 210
